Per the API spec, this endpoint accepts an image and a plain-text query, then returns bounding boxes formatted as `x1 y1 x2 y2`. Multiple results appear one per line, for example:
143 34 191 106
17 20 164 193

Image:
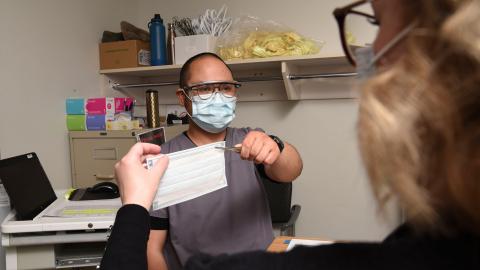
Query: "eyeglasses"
182 80 242 100
333 0 379 66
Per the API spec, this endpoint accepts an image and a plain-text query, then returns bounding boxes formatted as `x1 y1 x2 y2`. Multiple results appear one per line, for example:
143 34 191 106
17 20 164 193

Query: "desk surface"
1 197 119 234
267 236 331 252
267 236 293 252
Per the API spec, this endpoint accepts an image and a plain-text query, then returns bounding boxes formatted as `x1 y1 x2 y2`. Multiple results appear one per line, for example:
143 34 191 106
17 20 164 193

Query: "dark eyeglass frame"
333 0 379 66
182 80 242 100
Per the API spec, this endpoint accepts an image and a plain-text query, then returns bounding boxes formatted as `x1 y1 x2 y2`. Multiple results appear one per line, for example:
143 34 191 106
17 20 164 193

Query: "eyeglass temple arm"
349 10 376 20
334 0 369 15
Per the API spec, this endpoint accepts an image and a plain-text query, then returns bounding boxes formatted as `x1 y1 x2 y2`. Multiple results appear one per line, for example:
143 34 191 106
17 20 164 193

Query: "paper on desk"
286 239 334 251
43 198 121 218
147 141 227 210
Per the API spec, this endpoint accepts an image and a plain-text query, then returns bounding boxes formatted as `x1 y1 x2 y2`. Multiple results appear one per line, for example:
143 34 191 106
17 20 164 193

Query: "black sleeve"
185 244 379 270
99 204 150 270
184 240 450 270
150 216 169 230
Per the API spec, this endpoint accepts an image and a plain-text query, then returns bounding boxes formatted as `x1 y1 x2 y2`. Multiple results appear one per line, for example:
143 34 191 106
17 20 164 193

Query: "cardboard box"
99 40 151 69
106 120 140 131
174 35 217 65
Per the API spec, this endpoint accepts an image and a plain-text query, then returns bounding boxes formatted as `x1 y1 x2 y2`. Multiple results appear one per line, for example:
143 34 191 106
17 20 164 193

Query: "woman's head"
355 0 480 234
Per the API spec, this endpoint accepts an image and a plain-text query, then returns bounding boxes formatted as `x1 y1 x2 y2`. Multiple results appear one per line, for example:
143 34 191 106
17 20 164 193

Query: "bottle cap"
151 14 163 23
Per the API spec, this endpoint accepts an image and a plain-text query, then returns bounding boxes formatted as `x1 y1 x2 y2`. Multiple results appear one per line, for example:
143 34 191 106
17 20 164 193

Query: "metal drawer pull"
93 147 117 160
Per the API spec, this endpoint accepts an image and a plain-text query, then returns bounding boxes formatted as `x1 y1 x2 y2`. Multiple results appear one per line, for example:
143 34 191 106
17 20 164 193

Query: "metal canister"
146 90 160 128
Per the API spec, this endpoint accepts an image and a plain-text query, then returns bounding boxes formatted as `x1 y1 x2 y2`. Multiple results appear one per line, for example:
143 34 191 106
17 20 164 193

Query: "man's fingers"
264 150 279 165
249 139 263 160
254 147 270 164
240 133 255 159
240 141 251 160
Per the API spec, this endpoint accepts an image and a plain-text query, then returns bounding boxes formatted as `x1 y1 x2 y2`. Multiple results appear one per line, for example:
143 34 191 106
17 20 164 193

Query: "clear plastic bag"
217 16 324 60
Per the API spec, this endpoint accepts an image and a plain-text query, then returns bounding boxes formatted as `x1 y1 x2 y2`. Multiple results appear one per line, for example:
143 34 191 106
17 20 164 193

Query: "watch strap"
269 135 284 153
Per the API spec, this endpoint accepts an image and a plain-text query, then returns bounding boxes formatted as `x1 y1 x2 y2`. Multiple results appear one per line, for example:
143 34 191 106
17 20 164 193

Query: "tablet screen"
0 153 57 220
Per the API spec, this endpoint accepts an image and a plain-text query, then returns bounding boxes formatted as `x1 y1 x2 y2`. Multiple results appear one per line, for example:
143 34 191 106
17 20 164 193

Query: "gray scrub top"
150 127 274 269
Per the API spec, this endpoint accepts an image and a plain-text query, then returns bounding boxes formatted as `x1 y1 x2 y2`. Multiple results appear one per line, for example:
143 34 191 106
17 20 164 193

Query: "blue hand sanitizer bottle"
149 14 167 66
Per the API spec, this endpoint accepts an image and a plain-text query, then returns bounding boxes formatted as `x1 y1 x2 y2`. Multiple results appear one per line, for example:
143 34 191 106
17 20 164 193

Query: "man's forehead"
187 56 233 84
190 55 227 68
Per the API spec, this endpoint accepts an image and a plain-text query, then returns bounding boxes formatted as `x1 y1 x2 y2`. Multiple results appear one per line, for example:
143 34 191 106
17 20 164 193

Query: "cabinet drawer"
71 138 135 188
68 127 187 188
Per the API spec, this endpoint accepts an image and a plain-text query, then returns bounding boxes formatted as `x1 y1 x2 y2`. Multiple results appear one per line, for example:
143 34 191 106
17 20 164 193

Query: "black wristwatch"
269 135 284 153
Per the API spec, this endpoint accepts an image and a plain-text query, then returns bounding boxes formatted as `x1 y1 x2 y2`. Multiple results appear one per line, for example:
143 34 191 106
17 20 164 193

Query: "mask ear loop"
369 22 417 67
181 88 194 118
181 88 192 102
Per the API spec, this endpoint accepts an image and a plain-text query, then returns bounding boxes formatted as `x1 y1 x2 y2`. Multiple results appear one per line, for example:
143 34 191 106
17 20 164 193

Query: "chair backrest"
261 177 292 223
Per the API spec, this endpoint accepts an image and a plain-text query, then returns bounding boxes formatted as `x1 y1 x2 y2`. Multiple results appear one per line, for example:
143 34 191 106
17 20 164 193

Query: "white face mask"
355 23 416 80
146 141 228 210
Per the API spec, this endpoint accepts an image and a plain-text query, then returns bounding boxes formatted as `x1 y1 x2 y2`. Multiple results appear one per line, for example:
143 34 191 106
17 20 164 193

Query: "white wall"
0 0 138 189
232 100 397 240
0 0 398 240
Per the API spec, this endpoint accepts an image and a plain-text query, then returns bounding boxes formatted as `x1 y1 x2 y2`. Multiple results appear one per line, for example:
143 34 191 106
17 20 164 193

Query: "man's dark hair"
178 52 233 89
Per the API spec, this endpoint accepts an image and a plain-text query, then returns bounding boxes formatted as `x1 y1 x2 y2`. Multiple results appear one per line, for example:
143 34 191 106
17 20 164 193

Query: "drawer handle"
94 174 115 180
93 147 117 160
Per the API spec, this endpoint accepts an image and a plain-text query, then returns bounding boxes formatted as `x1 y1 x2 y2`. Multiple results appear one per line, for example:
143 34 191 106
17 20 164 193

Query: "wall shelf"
100 53 357 103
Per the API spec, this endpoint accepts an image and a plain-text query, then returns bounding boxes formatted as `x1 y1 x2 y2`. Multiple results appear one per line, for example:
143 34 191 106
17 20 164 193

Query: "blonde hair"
358 0 480 234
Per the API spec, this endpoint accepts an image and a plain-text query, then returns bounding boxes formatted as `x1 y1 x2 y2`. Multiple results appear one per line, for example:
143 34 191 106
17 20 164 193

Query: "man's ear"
176 89 185 106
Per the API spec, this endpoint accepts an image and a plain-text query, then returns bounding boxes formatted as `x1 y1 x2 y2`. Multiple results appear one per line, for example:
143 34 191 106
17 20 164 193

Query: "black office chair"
261 177 301 236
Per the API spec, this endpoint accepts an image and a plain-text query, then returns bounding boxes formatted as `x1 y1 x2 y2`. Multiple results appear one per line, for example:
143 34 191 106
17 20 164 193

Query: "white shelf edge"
99 53 345 75
100 53 356 101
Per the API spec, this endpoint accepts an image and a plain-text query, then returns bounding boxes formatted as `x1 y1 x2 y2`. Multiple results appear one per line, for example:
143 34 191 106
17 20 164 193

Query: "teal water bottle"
149 14 167 65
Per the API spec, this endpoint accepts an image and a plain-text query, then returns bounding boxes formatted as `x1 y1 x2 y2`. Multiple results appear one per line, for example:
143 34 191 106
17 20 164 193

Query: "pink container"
85 98 115 115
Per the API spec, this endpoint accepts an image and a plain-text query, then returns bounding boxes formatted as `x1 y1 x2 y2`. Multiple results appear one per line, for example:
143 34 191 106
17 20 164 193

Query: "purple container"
86 115 106 130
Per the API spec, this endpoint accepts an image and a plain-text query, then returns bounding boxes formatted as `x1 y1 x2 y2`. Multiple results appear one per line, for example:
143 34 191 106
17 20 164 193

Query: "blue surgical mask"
355 46 376 80
355 23 416 80
187 92 237 133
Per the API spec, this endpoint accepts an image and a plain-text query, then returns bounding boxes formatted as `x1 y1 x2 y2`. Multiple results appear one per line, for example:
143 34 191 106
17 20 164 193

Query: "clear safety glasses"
182 80 242 100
